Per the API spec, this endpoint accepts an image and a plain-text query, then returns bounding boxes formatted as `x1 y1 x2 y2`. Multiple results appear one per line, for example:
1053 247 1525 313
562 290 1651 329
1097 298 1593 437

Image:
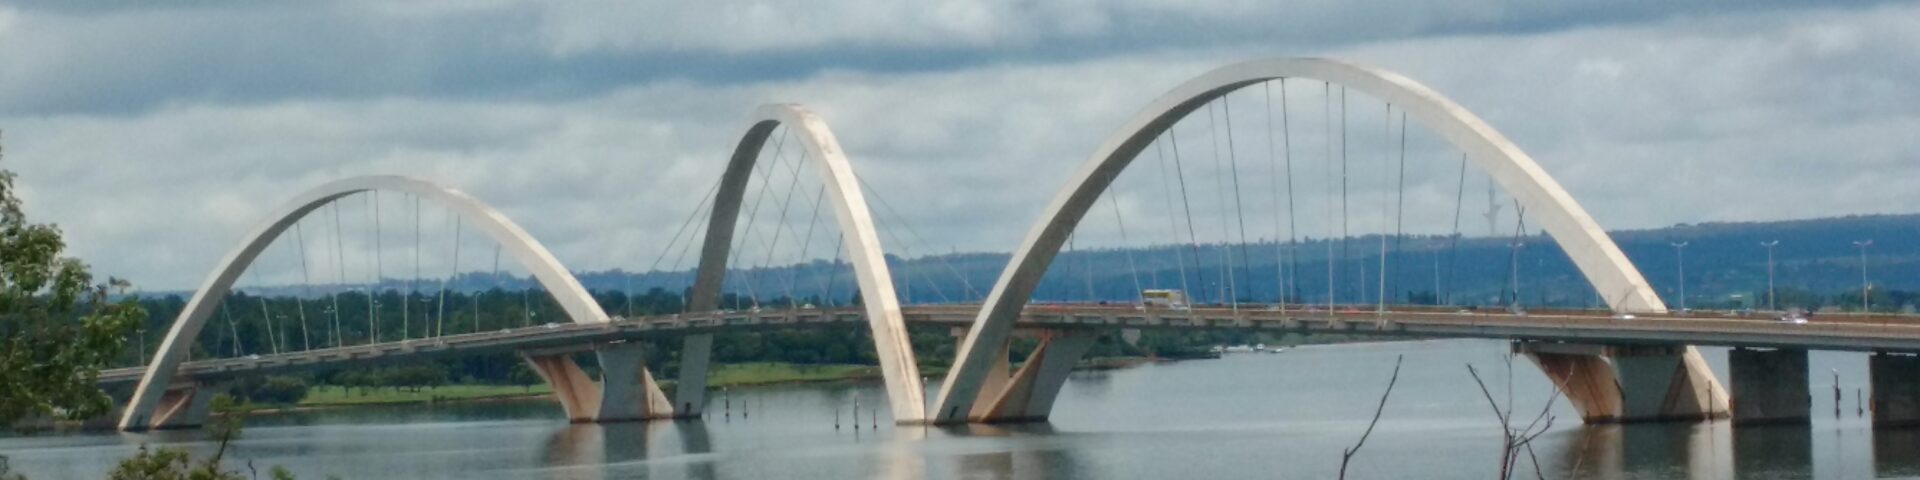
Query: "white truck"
1142 289 1188 309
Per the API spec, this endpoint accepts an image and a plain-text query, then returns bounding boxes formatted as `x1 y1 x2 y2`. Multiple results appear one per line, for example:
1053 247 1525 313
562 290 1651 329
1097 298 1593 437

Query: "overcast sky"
2 1 1916 291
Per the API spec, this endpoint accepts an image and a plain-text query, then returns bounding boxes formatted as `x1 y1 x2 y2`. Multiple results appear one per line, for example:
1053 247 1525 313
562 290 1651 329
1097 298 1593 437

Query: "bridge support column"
1518 342 1728 423
672 334 714 418
1728 348 1810 425
523 344 677 423
1870 353 1920 427
120 382 212 431
965 330 1099 423
149 384 214 430
597 343 676 422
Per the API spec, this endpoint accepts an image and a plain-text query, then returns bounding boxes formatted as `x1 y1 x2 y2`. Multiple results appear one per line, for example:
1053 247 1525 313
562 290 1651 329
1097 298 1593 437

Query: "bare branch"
1466 364 1506 426
1524 441 1545 480
1338 354 1404 480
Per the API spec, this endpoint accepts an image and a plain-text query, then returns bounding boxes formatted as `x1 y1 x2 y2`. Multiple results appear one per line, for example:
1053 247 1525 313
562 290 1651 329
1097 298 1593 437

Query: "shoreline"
258 357 1167 414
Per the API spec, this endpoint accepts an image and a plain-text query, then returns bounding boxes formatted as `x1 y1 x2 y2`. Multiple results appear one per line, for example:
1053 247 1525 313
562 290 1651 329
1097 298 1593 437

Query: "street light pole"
1671 241 1689 313
1853 240 1874 312
1761 240 1779 311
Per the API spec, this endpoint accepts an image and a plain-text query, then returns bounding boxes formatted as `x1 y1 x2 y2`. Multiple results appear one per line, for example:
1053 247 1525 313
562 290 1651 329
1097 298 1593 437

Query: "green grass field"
299 384 552 407
295 362 882 407
706 362 878 387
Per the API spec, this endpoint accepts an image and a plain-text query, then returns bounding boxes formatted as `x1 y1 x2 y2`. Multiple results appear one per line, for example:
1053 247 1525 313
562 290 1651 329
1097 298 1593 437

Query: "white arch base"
675 104 926 423
523 344 675 422
1521 343 1729 422
954 330 1099 423
120 175 620 431
930 57 1715 424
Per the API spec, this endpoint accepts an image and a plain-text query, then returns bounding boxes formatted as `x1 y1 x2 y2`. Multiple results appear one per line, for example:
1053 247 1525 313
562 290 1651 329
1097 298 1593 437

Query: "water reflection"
12 340 1917 479
543 420 714 480
931 424 1084 480
1874 427 1920 477
1734 424 1812 478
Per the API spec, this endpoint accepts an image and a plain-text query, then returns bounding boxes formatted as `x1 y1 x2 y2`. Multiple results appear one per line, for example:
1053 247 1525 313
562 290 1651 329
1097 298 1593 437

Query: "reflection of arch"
120 175 607 430
933 57 1671 420
678 103 926 422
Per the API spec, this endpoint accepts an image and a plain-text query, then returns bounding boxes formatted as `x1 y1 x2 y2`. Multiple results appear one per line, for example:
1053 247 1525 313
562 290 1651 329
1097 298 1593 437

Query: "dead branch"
1338 354 1404 480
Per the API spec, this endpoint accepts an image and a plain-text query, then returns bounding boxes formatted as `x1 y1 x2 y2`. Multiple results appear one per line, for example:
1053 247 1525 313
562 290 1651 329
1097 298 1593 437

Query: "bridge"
106 57 1920 434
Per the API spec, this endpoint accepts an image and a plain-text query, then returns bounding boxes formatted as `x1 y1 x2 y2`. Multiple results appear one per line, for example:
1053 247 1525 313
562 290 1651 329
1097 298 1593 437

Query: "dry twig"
1338 354 1404 480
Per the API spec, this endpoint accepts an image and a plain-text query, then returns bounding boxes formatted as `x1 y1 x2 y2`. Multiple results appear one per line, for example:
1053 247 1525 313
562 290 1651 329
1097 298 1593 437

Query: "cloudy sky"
2 0 1917 291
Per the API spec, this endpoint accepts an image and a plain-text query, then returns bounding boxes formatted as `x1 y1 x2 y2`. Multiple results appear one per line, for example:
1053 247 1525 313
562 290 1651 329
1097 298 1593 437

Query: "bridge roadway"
98 304 1920 388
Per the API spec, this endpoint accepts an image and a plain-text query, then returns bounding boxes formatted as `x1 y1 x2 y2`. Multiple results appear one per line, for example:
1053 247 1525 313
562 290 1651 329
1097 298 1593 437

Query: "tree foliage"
0 148 146 426
109 396 257 480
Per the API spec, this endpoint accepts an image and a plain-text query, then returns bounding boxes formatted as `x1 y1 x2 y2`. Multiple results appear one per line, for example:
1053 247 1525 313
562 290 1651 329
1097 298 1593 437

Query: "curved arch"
681 103 926 422
932 57 1668 420
120 175 607 430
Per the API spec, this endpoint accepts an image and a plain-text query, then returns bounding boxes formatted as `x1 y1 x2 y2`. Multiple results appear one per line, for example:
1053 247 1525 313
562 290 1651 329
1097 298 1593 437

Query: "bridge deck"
99 304 1920 386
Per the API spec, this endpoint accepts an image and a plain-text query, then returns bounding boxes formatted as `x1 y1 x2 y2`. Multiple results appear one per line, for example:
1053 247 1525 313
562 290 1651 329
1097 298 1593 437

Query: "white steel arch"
932 57 1670 421
120 175 608 430
679 103 926 423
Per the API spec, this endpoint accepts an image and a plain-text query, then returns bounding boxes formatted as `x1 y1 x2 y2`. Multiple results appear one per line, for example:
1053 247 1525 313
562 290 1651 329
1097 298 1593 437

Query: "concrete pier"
967 330 1100 422
1519 342 1729 423
596 343 676 422
150 384 213 430
1728 348 1811 425
1870 353 1920 427
523 343 675 423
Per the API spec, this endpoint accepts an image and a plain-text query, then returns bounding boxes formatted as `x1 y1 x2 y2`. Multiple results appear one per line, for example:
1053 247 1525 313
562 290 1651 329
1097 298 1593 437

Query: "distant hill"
213 213 1920 311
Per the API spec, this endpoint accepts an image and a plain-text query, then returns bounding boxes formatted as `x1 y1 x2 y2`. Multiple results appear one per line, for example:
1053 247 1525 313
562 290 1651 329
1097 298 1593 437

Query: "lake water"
4 339 1916 479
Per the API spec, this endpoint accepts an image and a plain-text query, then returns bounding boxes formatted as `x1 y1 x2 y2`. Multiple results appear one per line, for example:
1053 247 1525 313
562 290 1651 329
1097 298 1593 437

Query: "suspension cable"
1067 233 1093 302
247 268 279 355
1339 86 1351 307
1378 103 1392 313
409 194 420 340
668 183 720 305
861 201 951 304
1393 110 1409 307
1263 81 1285 309
1168 129 1207 305
1106 170 1145 305
754 145 809 305
1153 139 1191 296
223 306 242 357
822 234 845 306
329 201 346 347
770 142 827 304
1503 203 1529 309
853 174 982 301
368 192 382 343
489 244 501 327
438 215 461 337
293 221 314 351
794 184 829 305
641 176 722 306
1205 102 1237 309
1323 82 1336 312
1223 96 1254 311
727 126 790 307
1275 80 1301 310
1446 154 1467 305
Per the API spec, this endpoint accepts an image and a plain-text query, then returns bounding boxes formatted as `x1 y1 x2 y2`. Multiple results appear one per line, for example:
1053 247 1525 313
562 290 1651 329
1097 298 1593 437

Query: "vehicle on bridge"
1142 289 1188 309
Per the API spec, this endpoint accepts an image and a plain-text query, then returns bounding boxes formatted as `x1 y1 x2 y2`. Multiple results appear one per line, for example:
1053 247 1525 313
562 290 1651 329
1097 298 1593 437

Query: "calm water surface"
5 339 1917 479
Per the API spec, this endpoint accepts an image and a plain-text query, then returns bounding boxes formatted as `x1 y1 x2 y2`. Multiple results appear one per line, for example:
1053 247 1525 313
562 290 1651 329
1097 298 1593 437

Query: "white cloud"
1 1 1916 292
